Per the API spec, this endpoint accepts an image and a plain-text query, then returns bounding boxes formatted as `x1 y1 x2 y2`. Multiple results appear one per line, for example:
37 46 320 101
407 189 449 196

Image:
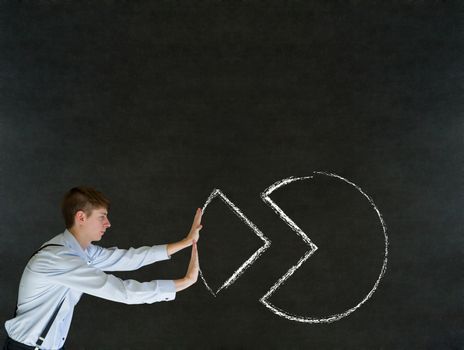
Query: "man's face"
81 207 111 243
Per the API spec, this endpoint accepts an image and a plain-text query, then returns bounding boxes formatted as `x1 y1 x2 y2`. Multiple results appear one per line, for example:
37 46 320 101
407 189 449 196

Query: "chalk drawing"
200 189 271 296
259 171 389 323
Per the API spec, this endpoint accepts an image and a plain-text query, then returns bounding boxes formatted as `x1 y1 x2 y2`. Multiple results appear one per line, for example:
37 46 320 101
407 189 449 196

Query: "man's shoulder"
42 232 66 246
27 242 84 274
33 232 80 259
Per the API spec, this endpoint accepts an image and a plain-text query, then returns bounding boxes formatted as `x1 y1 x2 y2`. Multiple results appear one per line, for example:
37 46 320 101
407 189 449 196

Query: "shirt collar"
63 229 88 259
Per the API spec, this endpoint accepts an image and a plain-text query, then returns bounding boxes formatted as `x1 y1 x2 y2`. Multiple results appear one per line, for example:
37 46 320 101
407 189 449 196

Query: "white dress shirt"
4 229 176 349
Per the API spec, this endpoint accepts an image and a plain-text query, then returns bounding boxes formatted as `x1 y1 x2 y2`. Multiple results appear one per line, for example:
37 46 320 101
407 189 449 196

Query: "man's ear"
75 210 86 225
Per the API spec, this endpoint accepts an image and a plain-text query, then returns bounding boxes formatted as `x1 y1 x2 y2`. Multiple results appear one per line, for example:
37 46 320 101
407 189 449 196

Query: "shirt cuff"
156 280 176 301
152 244 171 262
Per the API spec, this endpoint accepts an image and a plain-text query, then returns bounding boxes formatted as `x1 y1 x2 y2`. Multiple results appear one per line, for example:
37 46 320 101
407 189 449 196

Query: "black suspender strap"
34 298 65 350
13 244 64 317
13 243 65 350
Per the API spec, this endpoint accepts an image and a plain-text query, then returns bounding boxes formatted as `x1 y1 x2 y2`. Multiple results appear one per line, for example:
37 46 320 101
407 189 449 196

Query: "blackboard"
0 1 462 349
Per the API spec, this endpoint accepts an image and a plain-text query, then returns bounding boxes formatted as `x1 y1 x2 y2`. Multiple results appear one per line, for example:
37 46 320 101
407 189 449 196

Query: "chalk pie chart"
198 171 388 324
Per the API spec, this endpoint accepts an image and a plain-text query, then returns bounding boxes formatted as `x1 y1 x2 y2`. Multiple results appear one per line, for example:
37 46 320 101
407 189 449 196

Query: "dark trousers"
3 337 65 350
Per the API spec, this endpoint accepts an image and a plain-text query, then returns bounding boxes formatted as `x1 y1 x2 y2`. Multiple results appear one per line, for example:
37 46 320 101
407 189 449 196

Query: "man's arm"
167 208 202 256
89 208 203 271
174 241 199 292
90 245 171 272
32 253 176 304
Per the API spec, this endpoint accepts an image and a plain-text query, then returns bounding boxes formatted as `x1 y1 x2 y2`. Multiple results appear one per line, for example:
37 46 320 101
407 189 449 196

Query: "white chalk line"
199 189 271 297
260 172 389 323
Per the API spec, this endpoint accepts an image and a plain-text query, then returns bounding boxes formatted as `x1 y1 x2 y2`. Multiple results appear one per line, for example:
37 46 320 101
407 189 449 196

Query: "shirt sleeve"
30 251 176 304
88 244 171 272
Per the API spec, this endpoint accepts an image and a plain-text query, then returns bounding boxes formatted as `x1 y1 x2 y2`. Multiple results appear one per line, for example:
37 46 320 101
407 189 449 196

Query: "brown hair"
61 186 110 229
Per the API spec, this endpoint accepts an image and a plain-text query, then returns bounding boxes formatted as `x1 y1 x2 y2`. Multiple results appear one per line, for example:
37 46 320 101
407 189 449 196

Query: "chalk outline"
260 171 389 323
199 189 271 296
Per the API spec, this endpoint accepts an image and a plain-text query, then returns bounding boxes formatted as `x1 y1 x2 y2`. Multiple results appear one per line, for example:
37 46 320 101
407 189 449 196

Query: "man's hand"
186 208 202 244
167 208 203 256
174 242 199 292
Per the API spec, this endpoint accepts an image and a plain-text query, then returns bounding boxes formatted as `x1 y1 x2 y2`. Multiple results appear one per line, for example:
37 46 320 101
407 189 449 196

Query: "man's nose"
105 218 111 228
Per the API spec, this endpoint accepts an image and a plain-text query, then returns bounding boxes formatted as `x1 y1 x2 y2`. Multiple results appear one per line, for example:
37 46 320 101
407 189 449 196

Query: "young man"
3 187 202 350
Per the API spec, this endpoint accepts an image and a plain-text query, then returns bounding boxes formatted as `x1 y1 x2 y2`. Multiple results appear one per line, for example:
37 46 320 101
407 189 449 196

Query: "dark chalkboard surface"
0 1 462 349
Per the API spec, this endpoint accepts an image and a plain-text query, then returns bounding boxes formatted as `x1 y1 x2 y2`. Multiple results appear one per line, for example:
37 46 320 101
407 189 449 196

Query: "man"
3 186 202 350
